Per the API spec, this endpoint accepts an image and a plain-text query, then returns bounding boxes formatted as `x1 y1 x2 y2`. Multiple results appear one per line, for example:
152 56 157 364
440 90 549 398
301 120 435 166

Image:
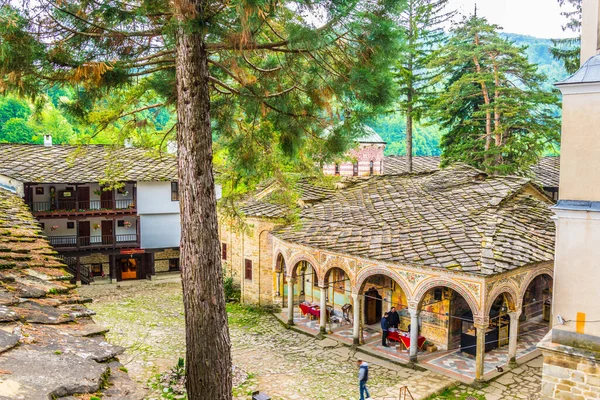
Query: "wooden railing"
57 255 93 284
29 199 135 213
48 234 138 249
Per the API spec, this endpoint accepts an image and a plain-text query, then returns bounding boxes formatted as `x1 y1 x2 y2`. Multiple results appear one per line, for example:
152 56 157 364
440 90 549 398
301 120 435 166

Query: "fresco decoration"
396 270 428 289
511 271 528 287
461 280 481 303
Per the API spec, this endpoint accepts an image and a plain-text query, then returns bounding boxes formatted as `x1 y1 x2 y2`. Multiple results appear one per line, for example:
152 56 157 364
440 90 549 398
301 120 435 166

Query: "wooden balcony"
29 199 136 217
47 234 139 251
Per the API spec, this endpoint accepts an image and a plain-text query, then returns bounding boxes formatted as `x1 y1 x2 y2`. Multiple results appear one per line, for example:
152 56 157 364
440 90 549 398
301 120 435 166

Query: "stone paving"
82 280 547 400
83 281 456 399
428 357 543 400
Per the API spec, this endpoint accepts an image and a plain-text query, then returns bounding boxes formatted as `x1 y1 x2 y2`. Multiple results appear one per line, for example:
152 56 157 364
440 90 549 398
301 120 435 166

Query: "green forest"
370 33 570 157
0 33 569 158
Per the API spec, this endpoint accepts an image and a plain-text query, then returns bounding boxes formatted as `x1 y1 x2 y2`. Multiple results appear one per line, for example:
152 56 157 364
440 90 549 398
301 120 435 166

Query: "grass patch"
226 303 267 330
425 387 486 400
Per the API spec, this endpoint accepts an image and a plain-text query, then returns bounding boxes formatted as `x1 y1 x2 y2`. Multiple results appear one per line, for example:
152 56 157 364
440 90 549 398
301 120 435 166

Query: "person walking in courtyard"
388 307 399 329
357 359 371 400
381 312 390 347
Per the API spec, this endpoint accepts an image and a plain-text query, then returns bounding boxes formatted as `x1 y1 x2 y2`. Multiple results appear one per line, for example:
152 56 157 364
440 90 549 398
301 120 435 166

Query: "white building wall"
137 181 179 214
140 214 180 249
137 181 180 249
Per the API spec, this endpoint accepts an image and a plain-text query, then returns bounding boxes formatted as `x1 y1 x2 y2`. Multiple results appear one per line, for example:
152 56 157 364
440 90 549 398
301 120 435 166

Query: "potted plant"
50 225 58 232
93 223 100 231
93 189 102 196
123 221 132 228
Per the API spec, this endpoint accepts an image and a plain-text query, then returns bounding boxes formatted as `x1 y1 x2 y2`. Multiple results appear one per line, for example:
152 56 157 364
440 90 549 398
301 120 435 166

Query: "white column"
352 293 360 345
508 311 521 365
319 285 327 334
409 307 420 363
475 322 489 382
287 277 295 325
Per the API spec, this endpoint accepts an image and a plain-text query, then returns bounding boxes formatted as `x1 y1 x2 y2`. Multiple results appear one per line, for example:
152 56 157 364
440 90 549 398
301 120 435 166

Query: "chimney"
167 140 178 155
43 135 52 147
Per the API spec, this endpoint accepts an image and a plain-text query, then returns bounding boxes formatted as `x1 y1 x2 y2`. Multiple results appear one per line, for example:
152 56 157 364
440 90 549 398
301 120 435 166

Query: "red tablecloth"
387 331 426 349
299 303 321 318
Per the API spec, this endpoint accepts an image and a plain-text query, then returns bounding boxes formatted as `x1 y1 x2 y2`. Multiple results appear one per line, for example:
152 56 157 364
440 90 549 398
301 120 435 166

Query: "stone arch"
286 251 321 282
485 284 519 316
413 278 481 317
519 268 554 302
273 250 287 273
354 266 412 301
322 258 355 288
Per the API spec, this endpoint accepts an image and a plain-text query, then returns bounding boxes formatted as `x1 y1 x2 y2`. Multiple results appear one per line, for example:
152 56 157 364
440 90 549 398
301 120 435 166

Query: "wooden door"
78 221 90 247
364 288 382 325
100 189 114 209
101 220 114 245
77 187 90 210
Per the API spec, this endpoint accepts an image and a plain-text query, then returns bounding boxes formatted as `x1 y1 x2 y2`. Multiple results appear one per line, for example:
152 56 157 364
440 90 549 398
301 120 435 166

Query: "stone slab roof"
382 156 442 174
0 188 143 399
0 144 177 183
240 177 336 219
383 156 560 188
273 165 555 276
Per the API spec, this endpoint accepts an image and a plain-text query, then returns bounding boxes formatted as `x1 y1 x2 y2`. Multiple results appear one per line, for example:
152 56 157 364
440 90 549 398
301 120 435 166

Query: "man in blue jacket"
357 359 371 400
381 312 390 347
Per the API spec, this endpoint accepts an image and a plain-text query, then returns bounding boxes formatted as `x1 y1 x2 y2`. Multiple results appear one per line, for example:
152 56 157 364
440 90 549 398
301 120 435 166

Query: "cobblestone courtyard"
80 280 544 399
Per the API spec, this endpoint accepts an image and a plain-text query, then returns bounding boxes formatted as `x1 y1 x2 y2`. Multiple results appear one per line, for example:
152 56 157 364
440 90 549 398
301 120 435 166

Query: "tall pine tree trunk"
406 91 413 173
473 32 492 155
175 1 233 398
406 0 414 173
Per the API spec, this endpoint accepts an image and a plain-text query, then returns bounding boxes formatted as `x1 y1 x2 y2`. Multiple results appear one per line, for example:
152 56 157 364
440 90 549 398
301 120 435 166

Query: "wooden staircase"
57 255 93 284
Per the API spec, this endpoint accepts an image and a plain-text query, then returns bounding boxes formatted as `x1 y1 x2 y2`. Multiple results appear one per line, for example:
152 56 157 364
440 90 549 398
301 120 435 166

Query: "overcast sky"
447 0 578 39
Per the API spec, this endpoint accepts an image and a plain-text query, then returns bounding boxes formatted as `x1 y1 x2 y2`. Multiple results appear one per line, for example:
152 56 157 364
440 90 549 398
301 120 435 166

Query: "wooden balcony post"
132 182 137 209
74 184 79 211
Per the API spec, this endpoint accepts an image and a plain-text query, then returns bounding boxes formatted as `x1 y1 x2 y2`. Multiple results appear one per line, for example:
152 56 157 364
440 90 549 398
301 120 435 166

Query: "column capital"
508 310 522 319
407 301 420 310
286 276 296 284
473 322 490 330
319 284 329 290
351 292 359 300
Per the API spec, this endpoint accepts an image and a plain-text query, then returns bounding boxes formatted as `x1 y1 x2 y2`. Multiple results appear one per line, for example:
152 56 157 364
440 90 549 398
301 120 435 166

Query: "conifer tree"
429 15 560 175
550 0 581 74
395 0 454 172
0 1 403 398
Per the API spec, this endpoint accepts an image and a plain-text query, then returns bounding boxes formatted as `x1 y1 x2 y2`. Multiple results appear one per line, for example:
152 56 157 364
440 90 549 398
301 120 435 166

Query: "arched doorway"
417 286 477 353
275 253 285 307
521 274 553 326
323 267 352 324
486 291 518 351
359 274 409 327
286 259 318 325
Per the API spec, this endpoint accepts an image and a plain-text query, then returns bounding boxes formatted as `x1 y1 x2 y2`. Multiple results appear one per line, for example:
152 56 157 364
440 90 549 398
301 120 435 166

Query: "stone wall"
323 143 385 177
219 217 278 306
154 248 180 273
540 333 600 399
80 253 109 276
